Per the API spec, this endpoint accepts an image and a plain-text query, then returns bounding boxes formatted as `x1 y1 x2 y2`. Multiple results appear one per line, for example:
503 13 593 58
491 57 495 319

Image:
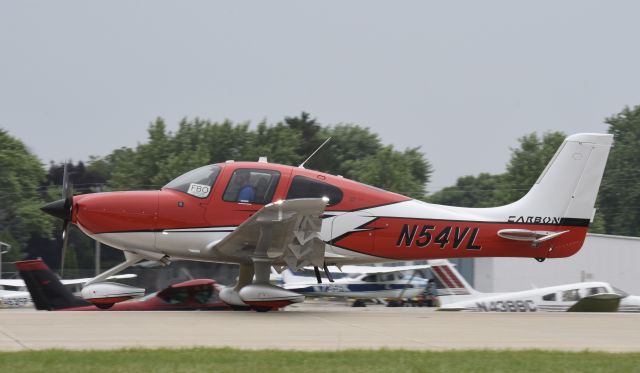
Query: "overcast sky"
1 1 639 192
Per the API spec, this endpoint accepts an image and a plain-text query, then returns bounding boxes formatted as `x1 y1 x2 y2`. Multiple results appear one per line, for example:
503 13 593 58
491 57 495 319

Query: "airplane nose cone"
41 198 71 221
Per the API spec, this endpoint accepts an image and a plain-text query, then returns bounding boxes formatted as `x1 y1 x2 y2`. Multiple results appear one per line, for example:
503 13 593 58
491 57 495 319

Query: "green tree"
285 112 323 161
347 146 430 199
498 132 566 204
98 115 432 197
0 129 53 261
316 124 383 176
599 105 640 236
428 132 565 208
429 173 505 207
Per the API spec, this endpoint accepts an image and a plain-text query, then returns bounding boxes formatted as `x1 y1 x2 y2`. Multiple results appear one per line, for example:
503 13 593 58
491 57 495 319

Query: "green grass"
1 348 639 373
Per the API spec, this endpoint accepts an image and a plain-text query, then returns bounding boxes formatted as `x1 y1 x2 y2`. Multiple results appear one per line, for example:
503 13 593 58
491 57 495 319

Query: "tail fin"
16 259 90 310
501 133 613 221
428 259 477 295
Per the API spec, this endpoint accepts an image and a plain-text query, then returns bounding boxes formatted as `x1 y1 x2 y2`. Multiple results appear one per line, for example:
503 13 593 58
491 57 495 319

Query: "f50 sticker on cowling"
475 300 537 312
187 183 211 198
508 216 562 224
396 224 482 250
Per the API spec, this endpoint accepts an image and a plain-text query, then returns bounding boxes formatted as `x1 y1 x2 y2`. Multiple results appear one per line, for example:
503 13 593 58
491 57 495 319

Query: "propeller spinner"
41 162 73 277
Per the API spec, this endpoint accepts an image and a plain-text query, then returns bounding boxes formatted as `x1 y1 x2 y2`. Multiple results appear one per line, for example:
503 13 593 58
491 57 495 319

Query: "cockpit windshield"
163 165 221 198
613 286 629 298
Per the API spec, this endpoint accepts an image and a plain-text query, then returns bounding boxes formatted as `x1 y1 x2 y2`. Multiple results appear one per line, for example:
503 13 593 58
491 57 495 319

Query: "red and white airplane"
41 133 613 311
16 259 232 311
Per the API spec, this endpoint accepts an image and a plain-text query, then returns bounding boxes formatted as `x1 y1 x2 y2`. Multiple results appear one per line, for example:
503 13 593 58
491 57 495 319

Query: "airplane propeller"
41 162 73 278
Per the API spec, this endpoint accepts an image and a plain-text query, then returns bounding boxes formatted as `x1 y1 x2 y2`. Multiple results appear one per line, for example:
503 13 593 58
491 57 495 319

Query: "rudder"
16 259 90 310
501 133 613 222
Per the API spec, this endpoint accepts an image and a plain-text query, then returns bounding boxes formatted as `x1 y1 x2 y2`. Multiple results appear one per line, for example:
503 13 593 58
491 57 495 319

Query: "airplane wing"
322 264 431 274
208 198 327 270
0 279 25 287
60 274 137 285
1 274 137 287
567 293 621 312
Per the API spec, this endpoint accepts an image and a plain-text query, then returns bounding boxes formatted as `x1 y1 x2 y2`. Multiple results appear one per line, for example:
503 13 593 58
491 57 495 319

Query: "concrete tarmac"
1 304 639 352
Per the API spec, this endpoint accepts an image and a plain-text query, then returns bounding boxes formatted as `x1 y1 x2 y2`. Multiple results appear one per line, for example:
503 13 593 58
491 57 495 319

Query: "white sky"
1 1 639 192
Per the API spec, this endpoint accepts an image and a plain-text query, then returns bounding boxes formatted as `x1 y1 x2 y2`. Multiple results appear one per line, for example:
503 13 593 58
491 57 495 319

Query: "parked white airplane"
280 264 430 301
429 260 640 312
0 274 136 309
0 286 32 309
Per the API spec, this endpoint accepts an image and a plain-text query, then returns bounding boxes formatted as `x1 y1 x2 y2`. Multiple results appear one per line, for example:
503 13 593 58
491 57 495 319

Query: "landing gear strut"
219 259 304 311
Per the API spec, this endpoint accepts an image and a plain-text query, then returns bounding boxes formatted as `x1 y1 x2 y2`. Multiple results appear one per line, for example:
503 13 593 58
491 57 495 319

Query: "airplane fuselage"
72 162 589 267
439 281 640 312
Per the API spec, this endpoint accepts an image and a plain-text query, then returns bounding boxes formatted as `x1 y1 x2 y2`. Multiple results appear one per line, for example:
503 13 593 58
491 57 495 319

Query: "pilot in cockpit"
235 172 255 203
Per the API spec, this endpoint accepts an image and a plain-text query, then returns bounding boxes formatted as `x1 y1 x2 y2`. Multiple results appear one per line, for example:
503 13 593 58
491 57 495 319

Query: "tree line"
0 113 431 273
1 107 640 274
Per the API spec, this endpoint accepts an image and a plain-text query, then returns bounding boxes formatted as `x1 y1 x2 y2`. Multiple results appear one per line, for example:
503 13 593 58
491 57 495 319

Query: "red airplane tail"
428 260 477 295
16 259 90 310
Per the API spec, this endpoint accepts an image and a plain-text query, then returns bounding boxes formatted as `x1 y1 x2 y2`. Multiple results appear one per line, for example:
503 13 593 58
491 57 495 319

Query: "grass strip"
1 347 639 373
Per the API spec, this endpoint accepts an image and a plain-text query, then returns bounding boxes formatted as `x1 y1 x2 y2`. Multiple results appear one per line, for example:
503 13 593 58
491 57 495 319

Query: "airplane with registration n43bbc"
40 133 614 311
428 259 640 312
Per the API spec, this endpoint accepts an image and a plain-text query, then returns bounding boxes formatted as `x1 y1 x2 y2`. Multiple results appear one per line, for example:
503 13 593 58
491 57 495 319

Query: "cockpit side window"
162 165 221 199
223 169 281 204
542 293 556 301
361 275 377 283
562 289 581 301
158 287 189 304
286 176 343 206
587 287 608 296
381 273 396 282
192 285 214 304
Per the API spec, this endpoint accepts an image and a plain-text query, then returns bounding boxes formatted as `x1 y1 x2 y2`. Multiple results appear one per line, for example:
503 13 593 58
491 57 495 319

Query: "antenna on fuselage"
298 137 332 169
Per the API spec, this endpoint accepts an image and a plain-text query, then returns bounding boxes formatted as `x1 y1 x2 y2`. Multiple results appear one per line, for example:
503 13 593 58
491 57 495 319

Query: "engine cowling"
81 282 145 308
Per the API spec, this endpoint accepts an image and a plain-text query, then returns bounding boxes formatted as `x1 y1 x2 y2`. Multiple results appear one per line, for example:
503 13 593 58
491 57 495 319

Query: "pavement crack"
0 327 31 351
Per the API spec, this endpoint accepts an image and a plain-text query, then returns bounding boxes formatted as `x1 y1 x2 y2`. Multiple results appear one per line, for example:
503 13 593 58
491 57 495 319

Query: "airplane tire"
95 303 114 309
253 306 271 313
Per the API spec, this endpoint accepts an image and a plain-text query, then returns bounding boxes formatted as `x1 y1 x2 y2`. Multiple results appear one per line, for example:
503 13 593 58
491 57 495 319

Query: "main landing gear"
219 258 304 312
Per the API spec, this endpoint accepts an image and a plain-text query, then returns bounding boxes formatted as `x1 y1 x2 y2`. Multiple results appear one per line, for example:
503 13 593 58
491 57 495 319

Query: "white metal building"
473 233 640 295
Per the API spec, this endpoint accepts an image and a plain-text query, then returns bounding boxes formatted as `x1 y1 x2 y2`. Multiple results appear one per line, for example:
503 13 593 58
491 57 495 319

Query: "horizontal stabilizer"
497 229 569 247
321 264 431 274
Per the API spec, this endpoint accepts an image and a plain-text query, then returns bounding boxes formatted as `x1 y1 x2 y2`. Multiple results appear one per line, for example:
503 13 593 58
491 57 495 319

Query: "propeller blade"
60 220 70 278
323 263 334 283
62 161 69 199
313 266 322 284
62 162 73 216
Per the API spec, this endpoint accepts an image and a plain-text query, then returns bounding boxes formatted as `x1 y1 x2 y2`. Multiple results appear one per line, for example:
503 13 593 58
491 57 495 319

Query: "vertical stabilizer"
428 259 478 295
16 259 90 310
500 133 613 221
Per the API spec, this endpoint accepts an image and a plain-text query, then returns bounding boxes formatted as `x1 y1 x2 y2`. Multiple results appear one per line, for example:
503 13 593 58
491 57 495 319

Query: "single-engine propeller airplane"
16 259 231 311
0 272 135 309
41 133 613 311
429 259 640 312
280 264 431 304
